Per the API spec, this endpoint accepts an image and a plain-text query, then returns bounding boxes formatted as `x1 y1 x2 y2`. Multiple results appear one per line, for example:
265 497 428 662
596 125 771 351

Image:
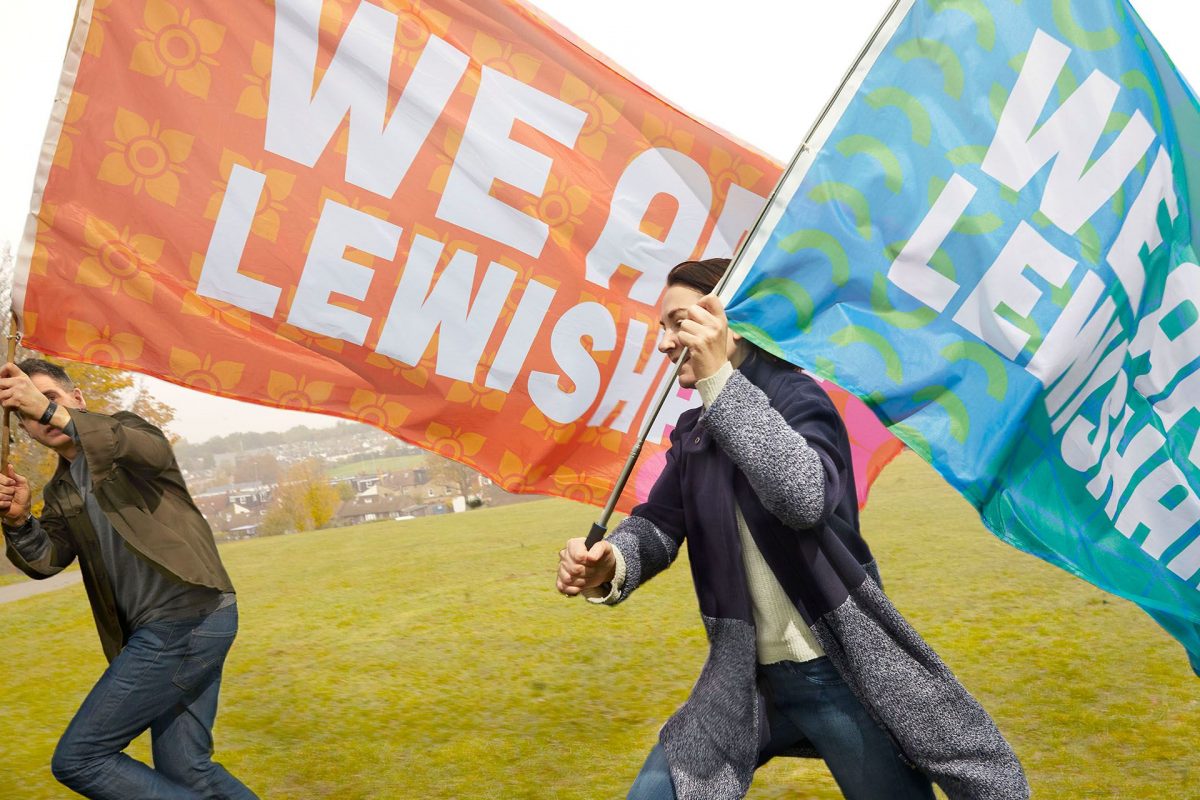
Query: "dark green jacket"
4 408 233 661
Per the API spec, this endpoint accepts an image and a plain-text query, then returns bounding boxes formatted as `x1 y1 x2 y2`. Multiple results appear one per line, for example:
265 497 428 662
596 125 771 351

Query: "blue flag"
724 0 1200 673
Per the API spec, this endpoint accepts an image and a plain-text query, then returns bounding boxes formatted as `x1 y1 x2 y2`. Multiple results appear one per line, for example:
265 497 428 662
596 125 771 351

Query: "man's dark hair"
16 358 74 390
666 258 729 295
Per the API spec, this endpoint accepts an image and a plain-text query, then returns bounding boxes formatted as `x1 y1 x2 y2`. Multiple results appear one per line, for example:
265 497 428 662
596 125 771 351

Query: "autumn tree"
260 459 339 535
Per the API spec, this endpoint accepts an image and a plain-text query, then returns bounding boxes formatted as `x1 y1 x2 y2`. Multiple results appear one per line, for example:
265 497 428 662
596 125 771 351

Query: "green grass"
328 454 427 479
0 452 1195 798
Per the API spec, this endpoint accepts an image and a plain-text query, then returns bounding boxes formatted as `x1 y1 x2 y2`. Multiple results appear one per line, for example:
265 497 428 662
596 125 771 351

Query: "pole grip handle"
584 522 607 549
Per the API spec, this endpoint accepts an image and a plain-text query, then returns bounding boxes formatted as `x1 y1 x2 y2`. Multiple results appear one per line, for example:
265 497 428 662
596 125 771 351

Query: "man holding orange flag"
0 359 257 800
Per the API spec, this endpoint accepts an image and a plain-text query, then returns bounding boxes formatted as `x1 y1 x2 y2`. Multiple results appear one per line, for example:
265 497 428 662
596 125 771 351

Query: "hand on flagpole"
676 294 733 382
556 537 616 596
0 363 53 422
0 464 31 527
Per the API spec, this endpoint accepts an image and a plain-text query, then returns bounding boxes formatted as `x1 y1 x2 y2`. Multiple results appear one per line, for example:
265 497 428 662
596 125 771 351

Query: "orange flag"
16 0 898 509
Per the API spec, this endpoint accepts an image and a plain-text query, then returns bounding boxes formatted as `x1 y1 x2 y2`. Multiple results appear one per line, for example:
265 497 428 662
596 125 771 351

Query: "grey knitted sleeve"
702 370 826 529
605 515 680 604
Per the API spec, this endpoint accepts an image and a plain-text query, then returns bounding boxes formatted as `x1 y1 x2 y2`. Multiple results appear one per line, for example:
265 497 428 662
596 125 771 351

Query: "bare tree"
423 455 483 507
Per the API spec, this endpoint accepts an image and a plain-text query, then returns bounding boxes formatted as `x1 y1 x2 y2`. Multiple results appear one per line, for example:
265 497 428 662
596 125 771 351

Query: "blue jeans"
51 602 258 800
628 657 935 800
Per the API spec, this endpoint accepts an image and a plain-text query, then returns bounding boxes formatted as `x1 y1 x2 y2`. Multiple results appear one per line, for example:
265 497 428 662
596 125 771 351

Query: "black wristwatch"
38 401 58 426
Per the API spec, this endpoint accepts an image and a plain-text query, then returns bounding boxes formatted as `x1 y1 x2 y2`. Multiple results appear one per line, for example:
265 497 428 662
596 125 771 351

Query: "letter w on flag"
723 0 1200 673
13 0 901 513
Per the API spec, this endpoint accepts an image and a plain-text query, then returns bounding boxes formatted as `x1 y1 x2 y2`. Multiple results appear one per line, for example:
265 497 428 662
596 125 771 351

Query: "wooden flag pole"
584 0 907 546
2 311 19 474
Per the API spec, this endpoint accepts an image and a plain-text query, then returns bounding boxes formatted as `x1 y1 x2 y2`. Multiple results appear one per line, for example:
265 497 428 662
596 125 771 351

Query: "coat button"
693 436 701 444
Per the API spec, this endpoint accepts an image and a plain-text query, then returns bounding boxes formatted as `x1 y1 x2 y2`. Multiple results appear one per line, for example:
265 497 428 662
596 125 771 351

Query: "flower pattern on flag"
75 216 162 303
53 93 90 171
709 147 765 204
168 347 245 391
84 0 114 59
180 253 253 331
130 0 226 99
19 0 890 523
559 73 625 162
520 407 576 444
266 371 334 410
349 389 411 428
98 108 193 205
423 422 485 462
385 0 453 67
551 465 612 505
64 320 144 366
204 149 296 243
466 32 541 91
29 205 59 279
235 40 273 120
497 449 547 492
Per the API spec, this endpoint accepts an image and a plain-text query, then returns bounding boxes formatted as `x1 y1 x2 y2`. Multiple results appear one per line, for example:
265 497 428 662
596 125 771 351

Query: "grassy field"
0 452 1195 798
328 454 427 479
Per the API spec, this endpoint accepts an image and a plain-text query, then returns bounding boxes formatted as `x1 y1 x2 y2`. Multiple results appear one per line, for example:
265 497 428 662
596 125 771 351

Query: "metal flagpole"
584 0 908 547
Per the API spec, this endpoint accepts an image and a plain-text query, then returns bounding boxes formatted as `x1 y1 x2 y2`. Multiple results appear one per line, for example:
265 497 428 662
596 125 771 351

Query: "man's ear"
72 388 85 409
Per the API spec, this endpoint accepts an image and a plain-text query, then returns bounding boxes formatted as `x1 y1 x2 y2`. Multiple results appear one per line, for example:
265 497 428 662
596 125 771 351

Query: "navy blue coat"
631 350 878 626
604 349 1029 800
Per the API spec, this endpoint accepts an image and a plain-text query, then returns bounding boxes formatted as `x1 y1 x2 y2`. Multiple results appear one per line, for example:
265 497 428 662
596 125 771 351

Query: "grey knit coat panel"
607 515 679 604
661 615 760 800
604 368 1030 800
702 371 827 529
812 580 1030 800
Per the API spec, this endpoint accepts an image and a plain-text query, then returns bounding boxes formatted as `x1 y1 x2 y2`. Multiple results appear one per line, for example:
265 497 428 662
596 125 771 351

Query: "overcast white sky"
1 1 1197 441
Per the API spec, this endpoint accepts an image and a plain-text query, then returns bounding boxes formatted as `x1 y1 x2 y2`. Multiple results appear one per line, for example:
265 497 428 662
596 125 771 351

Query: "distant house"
196 482 272 508
194 484 270 540
229 484 272 507
193 492 230 519
207 506 268 541
384 468 429 489
222 522 261 541
347 475 381 493
333 490 422 526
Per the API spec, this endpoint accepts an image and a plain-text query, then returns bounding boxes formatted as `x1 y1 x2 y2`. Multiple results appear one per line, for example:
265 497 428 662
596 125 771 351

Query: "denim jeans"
628 657 935 800
51 602 258 800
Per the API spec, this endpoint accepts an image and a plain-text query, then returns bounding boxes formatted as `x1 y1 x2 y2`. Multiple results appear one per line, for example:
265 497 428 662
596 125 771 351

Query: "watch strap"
38 401 58 426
